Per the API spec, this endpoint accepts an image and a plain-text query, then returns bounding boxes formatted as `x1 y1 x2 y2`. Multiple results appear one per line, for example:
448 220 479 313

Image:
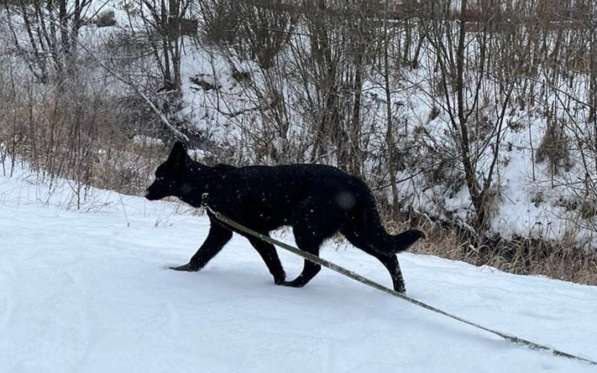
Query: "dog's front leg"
247 237 286 284
170 223 233 271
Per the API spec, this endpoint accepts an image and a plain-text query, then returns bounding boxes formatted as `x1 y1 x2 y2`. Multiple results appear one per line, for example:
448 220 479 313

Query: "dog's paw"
169 263 200 272
278 280 305 288
395 286 406 294
273 272 286 285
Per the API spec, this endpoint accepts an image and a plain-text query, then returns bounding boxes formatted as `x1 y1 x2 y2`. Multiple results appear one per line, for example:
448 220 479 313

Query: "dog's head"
145 141 192 201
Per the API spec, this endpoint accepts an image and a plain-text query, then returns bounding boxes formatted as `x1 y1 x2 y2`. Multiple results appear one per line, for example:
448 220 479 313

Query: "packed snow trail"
1 172 596 373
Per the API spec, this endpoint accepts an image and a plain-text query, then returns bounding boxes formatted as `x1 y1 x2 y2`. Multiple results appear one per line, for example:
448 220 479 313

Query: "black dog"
145 142 424 292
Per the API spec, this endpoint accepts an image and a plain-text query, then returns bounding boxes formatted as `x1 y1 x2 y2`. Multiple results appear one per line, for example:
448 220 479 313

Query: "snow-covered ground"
1 169 596 372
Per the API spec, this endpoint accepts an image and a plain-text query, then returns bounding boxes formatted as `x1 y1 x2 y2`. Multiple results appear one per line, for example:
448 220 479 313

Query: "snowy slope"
1 171 596 373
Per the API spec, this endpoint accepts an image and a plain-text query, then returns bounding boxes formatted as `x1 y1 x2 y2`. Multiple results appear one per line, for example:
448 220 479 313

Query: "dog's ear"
167 141 189 169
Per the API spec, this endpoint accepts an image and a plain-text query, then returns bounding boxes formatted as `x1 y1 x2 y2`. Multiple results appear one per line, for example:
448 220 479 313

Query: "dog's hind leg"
170 222 233 271
280 249 321 288
247 237 286 285
342 229 406 293
372 253 406 293
281 201 346 288
279 224 330 288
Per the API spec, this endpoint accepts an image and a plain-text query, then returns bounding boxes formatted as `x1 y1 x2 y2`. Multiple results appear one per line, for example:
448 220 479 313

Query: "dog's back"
207 164 370 230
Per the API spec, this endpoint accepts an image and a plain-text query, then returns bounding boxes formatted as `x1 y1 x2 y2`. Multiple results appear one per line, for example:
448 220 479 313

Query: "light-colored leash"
201 193 596 366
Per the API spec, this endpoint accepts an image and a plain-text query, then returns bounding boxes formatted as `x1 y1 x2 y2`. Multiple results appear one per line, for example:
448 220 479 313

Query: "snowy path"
1 173 596 372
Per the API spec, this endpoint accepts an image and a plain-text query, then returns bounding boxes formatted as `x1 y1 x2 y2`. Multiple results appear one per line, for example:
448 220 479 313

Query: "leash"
200 194 597 366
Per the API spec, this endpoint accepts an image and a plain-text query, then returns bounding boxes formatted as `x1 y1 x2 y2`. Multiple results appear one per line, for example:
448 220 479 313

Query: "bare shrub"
94 10 117 28
0 68 169 204
200 0 242 46
535 119 572 174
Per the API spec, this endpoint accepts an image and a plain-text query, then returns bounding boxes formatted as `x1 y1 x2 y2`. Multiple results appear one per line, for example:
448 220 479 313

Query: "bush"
95 10 117 28
535 120 572 174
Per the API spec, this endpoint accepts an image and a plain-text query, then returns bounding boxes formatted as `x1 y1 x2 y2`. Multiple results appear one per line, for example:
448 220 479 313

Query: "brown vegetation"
385 214 597 286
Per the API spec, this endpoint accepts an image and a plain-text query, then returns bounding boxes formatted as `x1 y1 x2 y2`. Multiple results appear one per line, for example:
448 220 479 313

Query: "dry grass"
385 214 597 286
0 75 169 200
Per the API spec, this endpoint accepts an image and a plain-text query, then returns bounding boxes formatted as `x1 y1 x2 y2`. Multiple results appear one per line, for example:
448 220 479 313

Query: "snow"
1 169 597 372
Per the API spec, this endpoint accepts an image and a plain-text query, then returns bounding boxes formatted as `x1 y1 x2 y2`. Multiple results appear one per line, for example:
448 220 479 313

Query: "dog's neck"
176 163 226 208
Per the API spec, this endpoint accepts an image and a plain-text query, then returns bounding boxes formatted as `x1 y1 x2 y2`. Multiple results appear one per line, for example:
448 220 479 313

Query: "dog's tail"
344 202 425 256
390 229 426 253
